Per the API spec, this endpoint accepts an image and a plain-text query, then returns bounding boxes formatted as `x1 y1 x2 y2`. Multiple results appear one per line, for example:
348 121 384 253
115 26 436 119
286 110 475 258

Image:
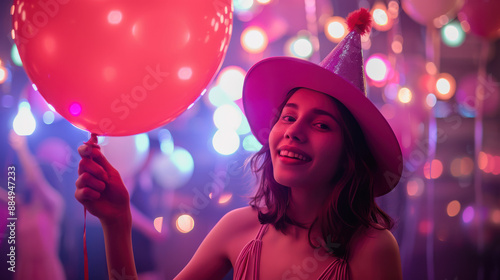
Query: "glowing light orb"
447 200 461 217
243 134 262 152
462 206 474 223
176 214 194 233
241 26 268 53
218 193 233 204
371 3 393 31
397 87 412 103
324 17 347 43
154 217 163 233
435 73 456 100
13 101 36 136
442 21 465 47
43 111 54 124
212 129 240 155
213 104 242 130
217 66 246 101
426 93 437 108
290 37 313 59
406 178 424 197
424 159 443 179
11 44 22 66
0 66 7 84
365 55 390 83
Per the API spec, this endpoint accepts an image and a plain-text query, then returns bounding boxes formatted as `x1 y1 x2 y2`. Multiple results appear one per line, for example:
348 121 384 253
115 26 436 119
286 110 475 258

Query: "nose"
284 121 306 142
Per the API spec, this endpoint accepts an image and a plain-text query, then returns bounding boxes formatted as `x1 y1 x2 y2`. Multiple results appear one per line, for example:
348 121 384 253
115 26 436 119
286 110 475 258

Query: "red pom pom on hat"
346 8 372 35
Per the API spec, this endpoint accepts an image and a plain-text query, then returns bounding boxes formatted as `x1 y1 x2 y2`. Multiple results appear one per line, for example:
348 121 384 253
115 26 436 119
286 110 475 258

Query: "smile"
277 146 312 162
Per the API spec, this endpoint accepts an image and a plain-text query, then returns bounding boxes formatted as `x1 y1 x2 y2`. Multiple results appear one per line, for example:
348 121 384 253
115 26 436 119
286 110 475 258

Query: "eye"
314 123 330 130
281 115 296 122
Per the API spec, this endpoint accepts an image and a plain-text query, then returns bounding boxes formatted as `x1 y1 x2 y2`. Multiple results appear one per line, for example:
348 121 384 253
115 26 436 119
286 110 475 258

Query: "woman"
75 8 403 280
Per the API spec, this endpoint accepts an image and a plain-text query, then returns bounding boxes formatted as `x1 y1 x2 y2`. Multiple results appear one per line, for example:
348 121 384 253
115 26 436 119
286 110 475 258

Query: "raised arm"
74 135 138 279
8 131 64 217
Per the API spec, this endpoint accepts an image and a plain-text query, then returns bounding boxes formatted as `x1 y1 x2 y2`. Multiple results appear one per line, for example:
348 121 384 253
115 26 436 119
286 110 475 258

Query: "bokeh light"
212 129 240 155
218 193 233 204
424 159 443 179
13 101 36 136
158 129 174 155
213 104 242 130
365 54 391 84
406 177 425 197
441 21 465 47
241 26 268 53
234 0 254 12
217 66 246 101
176 214 194 233
0 65 7 84
398 87 412 103
242 134 262 152
208 85 232 107
491 210 500 225
42 111 55 124
418 220 432 235
289 37 314 59
435 73 456 100
426 93 437 108
447 200 461 217
462 206 474 223
478 151 488 170
154 217 163 233
11 44 22 66
324 17 347 43
371 2 393 31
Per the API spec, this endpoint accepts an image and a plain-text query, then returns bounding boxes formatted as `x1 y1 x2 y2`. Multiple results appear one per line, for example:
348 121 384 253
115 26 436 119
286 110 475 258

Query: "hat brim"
242 57 402 196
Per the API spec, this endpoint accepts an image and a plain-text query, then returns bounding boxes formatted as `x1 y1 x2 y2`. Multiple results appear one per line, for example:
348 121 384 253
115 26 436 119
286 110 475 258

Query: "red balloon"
459 0 500 39
402 0 463 26
12 0 233 136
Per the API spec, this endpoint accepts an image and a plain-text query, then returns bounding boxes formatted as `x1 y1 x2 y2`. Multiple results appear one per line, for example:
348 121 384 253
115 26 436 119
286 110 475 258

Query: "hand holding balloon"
75 135 131 226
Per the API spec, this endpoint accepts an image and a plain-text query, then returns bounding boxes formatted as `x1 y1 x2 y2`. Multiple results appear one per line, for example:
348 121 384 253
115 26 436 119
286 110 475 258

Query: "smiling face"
269 88 345 190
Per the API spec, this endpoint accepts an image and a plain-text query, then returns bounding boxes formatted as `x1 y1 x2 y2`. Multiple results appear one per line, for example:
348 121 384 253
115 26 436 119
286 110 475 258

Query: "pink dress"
233 224 350 280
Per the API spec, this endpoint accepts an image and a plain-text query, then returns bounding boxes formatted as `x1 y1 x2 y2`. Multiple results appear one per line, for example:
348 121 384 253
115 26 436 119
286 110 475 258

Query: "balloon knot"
347 8 372 36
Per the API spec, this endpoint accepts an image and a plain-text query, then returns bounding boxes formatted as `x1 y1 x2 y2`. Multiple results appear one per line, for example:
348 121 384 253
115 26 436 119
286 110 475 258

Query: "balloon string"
83 133 99 280
84 207 89 280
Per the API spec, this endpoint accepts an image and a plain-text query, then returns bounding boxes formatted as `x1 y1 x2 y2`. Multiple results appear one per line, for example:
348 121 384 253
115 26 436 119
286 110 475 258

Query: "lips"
277 145 312 162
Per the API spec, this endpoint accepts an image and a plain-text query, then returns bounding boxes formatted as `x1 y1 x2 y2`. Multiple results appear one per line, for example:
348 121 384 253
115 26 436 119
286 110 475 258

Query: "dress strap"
254 223 269 240
233 224 269 280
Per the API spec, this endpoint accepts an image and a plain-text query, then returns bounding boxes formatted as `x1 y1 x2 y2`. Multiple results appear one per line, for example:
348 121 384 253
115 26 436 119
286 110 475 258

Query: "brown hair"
248 88 394 259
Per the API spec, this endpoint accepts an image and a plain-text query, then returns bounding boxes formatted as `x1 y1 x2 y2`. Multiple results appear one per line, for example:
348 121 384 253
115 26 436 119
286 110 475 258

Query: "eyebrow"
283 103 339 123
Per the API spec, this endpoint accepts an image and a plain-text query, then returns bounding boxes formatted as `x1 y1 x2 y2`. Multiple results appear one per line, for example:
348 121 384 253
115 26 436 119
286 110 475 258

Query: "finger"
78 144 93 158
87 146 116 174
76 173 106 192
78 158 108 182
75 187 101 202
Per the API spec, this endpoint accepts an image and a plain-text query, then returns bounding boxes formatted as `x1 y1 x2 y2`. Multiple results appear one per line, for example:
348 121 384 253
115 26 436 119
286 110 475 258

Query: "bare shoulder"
216 206 263 261
218 205 260 229
174 206 261 280
349 227 402 280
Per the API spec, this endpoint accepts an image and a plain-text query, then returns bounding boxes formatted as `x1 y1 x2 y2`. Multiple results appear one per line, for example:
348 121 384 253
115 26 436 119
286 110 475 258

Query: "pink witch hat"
242 8 402 196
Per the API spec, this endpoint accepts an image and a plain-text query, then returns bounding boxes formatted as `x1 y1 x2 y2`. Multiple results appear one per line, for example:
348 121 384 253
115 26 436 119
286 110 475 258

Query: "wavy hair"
248 88 394 259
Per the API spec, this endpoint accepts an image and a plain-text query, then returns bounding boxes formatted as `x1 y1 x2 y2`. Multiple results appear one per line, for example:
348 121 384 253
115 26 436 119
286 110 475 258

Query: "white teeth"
279 150 308 161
